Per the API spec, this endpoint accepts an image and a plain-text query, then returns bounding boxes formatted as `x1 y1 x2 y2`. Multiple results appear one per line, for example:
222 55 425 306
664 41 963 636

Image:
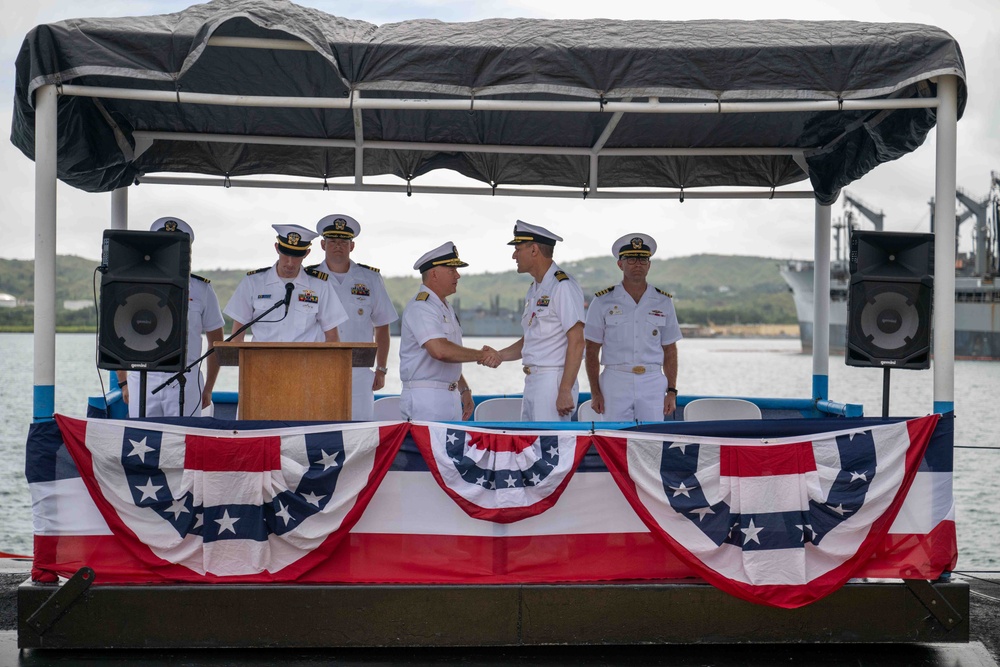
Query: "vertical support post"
933 76 958 415
352 94 364 187
110 187 128 229
812 200 832 401
33 84 58 422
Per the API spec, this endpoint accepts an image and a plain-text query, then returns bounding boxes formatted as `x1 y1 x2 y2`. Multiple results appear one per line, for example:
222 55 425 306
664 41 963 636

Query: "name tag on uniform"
255 294 272 300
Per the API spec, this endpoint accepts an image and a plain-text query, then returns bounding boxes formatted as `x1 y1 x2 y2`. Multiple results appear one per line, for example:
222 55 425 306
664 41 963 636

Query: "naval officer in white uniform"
308 214 398 421
118 217 226 417
584 233 681 421
399 242 501 421
497 221 585 421
225 224 348 343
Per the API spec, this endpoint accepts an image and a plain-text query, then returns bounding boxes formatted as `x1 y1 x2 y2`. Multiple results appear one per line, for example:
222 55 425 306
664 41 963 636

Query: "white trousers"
521 370 578 422
351 367 375 421
400 387 461 421
598 368 668 422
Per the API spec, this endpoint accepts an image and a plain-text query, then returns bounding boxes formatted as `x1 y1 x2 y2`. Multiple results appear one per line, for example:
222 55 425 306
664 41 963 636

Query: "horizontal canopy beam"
57 84 938 114
131 130 806 158
135 175 816 199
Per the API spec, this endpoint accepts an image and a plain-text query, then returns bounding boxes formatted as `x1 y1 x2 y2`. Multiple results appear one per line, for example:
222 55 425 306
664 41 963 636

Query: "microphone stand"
152 286 293 416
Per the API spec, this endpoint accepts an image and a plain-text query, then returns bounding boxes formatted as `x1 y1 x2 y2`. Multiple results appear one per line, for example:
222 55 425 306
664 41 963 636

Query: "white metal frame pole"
812 201 832 401
110 188 128 229
33 84 58 422
933 75 958 414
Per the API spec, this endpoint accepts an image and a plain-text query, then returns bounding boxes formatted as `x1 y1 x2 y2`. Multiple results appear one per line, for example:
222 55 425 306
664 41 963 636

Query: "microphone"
283 283 294 312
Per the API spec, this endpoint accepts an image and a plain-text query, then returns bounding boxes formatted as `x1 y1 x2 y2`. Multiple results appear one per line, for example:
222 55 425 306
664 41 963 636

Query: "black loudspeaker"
97 230 190 372
846 230 934 369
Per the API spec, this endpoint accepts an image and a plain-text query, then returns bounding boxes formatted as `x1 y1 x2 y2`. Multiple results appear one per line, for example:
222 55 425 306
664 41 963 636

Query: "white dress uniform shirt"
584 283 682 421
223 264 348 342
584 283 682 363
315 259 398 420
127 275 225 418
520 263 585 420
398 286 464 420
522 263 585 366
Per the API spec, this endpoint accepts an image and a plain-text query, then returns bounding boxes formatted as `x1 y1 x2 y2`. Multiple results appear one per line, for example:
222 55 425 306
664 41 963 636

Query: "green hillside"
0 253 797 331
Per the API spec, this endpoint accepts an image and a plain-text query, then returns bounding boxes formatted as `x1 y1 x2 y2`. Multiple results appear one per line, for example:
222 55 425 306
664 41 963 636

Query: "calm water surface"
1 333 997 569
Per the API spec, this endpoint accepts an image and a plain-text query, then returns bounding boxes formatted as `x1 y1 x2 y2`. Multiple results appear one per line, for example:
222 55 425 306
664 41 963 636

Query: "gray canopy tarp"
10 0 967 204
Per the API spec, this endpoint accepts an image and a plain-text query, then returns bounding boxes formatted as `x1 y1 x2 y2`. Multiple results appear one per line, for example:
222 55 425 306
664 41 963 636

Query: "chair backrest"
683 398 762 422
372 396 403 421
575 399 600 422
473 397 523 421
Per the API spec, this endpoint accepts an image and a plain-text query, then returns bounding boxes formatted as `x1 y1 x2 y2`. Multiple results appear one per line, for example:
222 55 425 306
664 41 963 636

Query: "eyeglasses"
624 257 650 265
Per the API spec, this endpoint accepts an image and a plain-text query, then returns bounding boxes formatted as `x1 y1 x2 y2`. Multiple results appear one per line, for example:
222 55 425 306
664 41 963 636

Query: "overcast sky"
1 0 997 277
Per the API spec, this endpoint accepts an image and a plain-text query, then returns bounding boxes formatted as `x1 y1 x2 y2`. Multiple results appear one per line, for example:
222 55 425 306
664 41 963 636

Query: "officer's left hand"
664 393 677 416
556 387 575 417
461 391 475 420
202 388 213 409
372 369 386 391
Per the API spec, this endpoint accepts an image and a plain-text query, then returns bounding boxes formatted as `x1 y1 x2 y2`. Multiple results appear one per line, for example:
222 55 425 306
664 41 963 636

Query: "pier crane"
843 192 885 231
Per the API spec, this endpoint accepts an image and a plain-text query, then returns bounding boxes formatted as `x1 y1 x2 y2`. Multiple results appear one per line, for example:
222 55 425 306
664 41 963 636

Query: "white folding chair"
575 399 600 421
372 396 403 420
683 398 762 422
473 397 523 421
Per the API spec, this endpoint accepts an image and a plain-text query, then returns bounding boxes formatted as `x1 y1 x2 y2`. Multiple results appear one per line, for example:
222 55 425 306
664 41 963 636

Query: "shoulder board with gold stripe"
594 285 615 297
191 273 210 283
415 291 430 301
357 263 381 273
554 270 569 282
305 267 329 281
247 267 270 275
655 287 673 298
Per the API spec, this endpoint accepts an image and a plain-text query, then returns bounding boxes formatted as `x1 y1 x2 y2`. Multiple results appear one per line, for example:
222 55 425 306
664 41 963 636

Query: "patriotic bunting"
34 414 952 603
592 414 939 608
54 415 406 581
410 423 591 523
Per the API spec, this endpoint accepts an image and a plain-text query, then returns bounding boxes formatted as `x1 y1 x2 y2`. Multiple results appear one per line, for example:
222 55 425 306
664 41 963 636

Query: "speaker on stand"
846 230 934 417
97 230 191 417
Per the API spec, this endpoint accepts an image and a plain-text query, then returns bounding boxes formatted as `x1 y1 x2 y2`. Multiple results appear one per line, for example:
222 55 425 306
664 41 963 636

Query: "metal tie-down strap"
904 579 963 631
26 567 95 636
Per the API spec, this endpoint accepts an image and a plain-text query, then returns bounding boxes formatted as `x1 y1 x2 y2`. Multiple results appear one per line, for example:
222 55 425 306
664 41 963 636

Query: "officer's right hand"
590 392 604 414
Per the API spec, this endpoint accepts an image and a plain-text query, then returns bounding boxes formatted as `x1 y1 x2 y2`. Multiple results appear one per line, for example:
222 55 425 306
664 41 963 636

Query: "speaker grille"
857 288 920 351
112 286 179 353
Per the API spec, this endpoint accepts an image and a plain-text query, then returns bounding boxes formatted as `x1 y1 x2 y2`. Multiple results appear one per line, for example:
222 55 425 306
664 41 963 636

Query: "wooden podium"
215 342 377 420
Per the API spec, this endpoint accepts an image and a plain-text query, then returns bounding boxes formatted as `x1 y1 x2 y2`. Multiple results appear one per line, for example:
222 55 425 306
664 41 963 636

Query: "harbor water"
1 332 997 570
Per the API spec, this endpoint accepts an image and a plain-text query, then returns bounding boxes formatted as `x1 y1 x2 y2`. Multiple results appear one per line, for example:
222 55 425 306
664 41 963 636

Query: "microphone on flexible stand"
283 282 295 314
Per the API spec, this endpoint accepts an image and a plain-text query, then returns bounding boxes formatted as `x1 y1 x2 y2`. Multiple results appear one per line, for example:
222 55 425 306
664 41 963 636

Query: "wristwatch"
375 366 388 374
666 387 678 395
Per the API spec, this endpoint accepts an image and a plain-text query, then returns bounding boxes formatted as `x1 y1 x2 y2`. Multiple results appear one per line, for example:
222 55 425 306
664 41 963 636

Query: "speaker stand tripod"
137 371 147 418
882 368 891 418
